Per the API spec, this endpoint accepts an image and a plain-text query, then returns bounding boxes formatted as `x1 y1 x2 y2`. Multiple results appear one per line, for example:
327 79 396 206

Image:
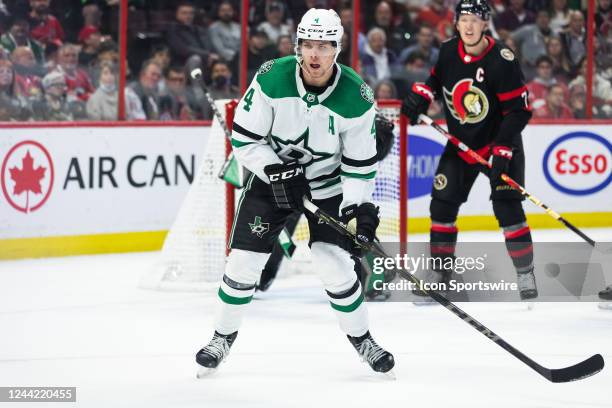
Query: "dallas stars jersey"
230 56 378 209
426 36 531 150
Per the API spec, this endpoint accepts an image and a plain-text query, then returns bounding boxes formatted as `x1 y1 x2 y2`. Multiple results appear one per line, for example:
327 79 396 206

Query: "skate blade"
412 298 438 306
196 367 218 378
526 302 536 311
382 370 397 380
598 302 612 310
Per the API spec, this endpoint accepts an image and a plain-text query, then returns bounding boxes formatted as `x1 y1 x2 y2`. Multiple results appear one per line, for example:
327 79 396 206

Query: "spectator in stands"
546 35 572 82
374 79 397 100
93 40 119 73
232 29 274 84
199 59 239 120
257 1 291 46
511 10 554 80
209 1 241 63
129 59 163 120
568 83 586 118
81 2 102 30
415 0 454 38
533 83 574 118
86 61 117 120
339 5 366 54
10 46 44 102
360 27 397 84
337 32 352 66
495 0 536 39
0 59 32 121
276 34 294 58
33 71 87 120
526 55 569 109
78 25 101 68
43 42 59 72
149 44 171 95
28 0 64 47
398 25 438 70
159 66 193 120
549 0 571 34
0 15 45 65
167 2 218 66
56 44 95 102
568 56 612 117
371 1 413 55
559 10 585 69
391 51 429 99
596 0 612 36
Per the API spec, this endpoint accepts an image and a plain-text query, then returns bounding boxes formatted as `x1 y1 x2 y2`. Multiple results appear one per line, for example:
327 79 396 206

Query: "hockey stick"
418 114 611 254
190 68 249 187
302 197 604 383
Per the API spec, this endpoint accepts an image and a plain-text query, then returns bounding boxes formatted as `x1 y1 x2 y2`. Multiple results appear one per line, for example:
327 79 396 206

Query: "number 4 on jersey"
243 88 255 112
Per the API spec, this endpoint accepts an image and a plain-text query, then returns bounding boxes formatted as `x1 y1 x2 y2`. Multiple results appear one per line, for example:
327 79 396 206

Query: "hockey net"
141 99 406 291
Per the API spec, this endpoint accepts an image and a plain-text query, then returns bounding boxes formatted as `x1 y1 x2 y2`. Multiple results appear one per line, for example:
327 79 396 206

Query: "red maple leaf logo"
9 150 47 213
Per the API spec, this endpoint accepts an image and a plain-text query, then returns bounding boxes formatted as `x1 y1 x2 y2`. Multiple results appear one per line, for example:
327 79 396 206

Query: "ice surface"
0 229 611 408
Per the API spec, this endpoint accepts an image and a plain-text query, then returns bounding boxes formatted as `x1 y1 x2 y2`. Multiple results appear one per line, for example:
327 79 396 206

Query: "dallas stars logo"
270 128 333 166
249 216 269 238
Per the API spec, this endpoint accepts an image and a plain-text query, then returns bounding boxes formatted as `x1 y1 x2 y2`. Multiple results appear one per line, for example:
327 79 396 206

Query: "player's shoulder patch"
257 59 275 75
500 48 515 61
321 64 373 118
256 56 299 99
360 82 374 104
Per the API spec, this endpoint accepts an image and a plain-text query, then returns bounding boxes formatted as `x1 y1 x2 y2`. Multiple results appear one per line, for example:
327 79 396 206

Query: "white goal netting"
141 99 406 291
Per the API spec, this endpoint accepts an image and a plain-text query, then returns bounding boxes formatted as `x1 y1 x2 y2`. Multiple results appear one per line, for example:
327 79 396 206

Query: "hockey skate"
517 269 538 300
195 331 237 378
348 331 395 378
598 285 612 310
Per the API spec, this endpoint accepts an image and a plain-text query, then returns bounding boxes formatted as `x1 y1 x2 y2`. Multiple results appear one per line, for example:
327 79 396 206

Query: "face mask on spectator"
212 75 229 88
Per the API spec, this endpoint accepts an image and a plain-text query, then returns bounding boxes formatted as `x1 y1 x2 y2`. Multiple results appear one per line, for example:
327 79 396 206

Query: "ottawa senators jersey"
426 36 531 150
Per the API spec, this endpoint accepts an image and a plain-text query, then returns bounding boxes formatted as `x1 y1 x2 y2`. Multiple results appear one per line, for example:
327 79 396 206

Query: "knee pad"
310 242 357 292
492 200 526 228
225 249 270 285
430 198 460 224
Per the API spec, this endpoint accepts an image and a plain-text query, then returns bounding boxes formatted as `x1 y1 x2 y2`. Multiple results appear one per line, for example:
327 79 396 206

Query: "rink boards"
0 122 610 259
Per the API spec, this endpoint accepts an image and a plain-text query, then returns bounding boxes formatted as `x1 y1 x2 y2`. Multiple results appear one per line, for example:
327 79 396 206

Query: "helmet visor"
297 40 337 58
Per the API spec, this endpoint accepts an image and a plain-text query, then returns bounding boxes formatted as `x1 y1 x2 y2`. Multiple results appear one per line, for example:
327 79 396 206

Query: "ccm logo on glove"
268 167 304 181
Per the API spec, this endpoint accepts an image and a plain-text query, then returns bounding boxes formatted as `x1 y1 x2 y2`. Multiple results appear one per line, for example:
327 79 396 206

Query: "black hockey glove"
375 113 395 161
489 145 513 189
340 203 380 257
264 161 311 210
401 83 434 125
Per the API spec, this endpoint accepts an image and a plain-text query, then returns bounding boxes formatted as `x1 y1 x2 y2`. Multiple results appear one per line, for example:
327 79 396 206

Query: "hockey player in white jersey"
195 8 395 377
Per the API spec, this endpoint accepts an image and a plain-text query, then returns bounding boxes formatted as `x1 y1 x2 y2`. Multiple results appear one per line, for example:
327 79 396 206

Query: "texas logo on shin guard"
443 79 489 124
249 216 270 238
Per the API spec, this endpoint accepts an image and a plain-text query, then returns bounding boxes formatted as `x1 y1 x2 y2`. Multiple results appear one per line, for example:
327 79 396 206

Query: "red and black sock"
503 222 533 273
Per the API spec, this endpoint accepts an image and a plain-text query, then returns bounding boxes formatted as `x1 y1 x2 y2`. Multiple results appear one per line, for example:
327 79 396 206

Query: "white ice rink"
1 228 612 408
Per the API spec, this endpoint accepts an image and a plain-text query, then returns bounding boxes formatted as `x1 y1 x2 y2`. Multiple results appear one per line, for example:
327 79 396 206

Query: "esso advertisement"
543 132 612 196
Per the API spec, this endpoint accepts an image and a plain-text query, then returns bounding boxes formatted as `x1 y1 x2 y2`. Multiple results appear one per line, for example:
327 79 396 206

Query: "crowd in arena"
0 0 609 121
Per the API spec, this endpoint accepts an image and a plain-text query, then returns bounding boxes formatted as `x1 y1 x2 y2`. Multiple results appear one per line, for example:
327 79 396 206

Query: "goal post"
141 99 407 291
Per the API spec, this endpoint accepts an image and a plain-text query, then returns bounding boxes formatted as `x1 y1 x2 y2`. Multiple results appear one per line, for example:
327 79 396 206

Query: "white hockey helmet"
295 8 343 59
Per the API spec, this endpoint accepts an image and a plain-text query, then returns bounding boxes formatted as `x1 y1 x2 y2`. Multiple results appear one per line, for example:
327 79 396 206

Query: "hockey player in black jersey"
402 0 538 300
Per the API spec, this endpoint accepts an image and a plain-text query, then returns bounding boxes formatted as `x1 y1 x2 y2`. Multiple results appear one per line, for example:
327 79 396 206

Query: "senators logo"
443 79 489 124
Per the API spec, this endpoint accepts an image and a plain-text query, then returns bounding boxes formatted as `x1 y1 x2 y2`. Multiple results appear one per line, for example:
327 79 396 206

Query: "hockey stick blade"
302 197 605 383
545 353 604 383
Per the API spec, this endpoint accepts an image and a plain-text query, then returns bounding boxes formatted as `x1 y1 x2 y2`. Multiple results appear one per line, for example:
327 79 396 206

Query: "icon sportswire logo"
1 140 54 213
